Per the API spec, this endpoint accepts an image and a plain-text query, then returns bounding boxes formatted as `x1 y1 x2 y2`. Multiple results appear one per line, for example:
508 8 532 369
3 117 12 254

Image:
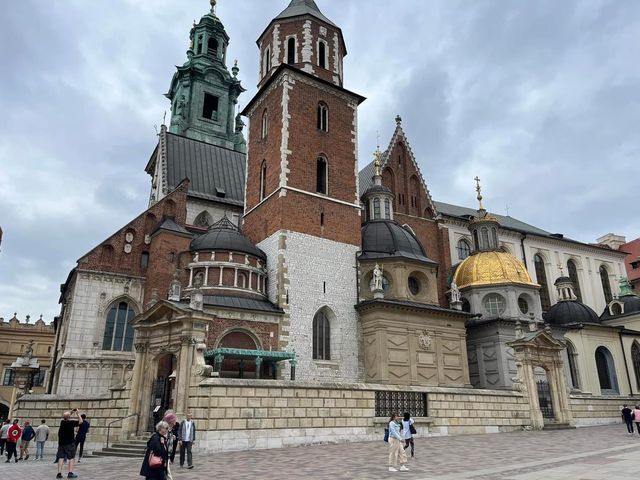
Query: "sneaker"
187 465 194 469
400 465 410 471
4 460 9 463
56 474 63 479
77 459 81 464
67 473 78 479
389 466 398 472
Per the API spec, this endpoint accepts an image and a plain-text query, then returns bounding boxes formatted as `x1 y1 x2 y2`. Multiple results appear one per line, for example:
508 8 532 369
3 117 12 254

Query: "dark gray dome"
554 276 572 285
190 216 266 260
360 220 436 264
600 294 640 320
544 301 599 326
361 184 393 198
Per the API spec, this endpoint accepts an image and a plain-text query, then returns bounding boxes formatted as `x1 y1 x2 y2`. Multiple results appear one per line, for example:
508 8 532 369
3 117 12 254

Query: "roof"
453 251 537 289
600 294 640 320
190 216 266 260
152 217 191 237
275 0 337 27
544 300 600 326
202 295 283 314
360 220 437 265
356 298 475 317
165 132 245 206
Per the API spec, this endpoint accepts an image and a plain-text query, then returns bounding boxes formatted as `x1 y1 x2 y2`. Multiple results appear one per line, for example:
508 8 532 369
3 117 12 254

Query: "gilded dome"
453 251 538 289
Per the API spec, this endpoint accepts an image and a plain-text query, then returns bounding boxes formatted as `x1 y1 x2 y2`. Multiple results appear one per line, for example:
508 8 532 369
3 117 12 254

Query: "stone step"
543 423 576 430
94 447 146 458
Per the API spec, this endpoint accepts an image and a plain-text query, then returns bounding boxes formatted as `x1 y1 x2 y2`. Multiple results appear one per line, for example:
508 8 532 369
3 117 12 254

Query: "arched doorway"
147 354 176 431
595 346 619 394
217 331 268 379
534 367 554 421
0 401 9 422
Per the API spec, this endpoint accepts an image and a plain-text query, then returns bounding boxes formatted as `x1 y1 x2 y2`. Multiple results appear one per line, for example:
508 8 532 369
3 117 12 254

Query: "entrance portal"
0 401 9 422
147 354 176 431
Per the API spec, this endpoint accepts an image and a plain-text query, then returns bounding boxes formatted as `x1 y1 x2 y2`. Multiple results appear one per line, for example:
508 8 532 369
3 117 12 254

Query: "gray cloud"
1 0 639 321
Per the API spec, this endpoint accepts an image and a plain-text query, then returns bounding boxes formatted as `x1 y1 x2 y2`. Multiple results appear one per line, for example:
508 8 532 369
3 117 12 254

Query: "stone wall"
13 388 131 455
570 393 639 427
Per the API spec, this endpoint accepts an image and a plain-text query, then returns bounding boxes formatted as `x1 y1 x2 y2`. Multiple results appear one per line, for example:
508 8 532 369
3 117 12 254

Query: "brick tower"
242 0 365 381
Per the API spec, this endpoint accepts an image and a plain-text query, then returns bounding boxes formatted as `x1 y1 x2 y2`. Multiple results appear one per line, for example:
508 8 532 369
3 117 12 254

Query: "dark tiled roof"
166 133 245 206
275 0 337 27
203 295 283 314
152 217 191 237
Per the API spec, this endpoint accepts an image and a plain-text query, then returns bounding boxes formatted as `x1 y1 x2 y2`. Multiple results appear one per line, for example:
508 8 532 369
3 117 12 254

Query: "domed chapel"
40 0 640 448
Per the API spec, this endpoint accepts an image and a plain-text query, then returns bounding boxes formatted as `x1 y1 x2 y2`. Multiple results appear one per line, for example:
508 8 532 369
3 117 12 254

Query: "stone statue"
450 281 460 303
235 113 245 133
23 340 34 360
372 264 383 292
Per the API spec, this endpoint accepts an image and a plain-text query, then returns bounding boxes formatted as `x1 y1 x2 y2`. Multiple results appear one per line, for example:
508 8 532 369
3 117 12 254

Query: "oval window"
518 296 529 315
408 276 420 296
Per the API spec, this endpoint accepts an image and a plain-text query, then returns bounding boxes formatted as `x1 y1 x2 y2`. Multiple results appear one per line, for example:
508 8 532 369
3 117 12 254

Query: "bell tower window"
318 40 327 69
202 93 219 121
261 109 268 139
317 102 328 132
208 37 218 58
287 37 296 64
260 160 267 201
264 47 271 76
196 35 204 55
316 157 328 195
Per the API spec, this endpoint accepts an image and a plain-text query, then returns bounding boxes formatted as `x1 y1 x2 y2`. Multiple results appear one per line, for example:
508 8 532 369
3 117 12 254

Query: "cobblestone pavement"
1 424 640 479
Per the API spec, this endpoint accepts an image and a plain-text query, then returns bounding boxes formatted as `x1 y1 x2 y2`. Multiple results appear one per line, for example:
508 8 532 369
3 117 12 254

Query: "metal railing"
106 414 139 449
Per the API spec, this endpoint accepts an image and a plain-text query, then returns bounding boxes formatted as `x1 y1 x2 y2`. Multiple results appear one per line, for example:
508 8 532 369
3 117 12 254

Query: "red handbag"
149 452 163 469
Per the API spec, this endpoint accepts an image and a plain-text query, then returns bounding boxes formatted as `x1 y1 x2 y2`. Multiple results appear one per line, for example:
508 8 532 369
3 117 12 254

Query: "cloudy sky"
1 0 639 322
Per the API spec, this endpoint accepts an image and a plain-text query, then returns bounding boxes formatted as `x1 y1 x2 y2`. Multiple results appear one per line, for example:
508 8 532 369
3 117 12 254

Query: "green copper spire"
619 276 634 297
166 0 246 153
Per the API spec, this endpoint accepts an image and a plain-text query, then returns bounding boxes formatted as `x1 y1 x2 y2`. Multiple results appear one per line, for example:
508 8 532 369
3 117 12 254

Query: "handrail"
106 414 139 449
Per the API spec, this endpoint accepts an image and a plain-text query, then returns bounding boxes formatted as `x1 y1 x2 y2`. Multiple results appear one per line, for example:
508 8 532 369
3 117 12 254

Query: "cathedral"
41 0 640 446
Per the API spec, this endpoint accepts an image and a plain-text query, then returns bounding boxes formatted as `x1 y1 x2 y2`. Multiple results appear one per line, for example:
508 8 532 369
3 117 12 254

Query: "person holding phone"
56 409 83 479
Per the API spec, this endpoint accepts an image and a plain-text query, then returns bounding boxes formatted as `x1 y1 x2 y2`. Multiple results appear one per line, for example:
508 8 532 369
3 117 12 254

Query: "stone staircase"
93 437 148 458
542 422 576 431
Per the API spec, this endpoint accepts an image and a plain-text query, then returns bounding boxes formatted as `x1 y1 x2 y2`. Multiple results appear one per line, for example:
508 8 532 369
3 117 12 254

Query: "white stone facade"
259 231 362 383
53 271 143 395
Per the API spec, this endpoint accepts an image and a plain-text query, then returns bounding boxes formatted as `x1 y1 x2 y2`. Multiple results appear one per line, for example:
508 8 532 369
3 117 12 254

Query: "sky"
1 0 639 322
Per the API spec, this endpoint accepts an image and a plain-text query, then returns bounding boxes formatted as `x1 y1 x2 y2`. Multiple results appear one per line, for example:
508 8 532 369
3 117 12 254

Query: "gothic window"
595 346 618 393
312 309 331 360
483 293 506 316
373 198 381 219
567 260 582 302
101 245 114 265
633 342 640 391
208 37 218 58
316 157 328 195
102 301 136 352
140 252 149 269
318 41 327 69
457 239 471 260
261 110 268 139
317 102 328 132
260 160 267 201
202 93 219 120
566 340 580 389
287 37 296 64
195 211 211 227
384 199 391 219
2 368 14 386
600 265 613 304
535 254 551 311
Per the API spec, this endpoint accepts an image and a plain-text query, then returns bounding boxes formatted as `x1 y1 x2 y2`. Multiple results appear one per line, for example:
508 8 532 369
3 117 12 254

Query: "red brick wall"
144 231 191 306
206 318 279 352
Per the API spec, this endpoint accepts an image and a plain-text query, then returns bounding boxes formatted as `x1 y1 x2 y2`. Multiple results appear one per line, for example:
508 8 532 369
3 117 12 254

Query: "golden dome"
454 251 538 289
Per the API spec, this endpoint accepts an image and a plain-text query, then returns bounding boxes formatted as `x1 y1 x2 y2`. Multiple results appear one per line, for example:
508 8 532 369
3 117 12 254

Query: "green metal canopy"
204 348 297 380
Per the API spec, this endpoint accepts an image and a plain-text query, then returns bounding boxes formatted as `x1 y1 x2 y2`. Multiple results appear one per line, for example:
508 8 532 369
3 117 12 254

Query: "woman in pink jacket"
632 405 640 435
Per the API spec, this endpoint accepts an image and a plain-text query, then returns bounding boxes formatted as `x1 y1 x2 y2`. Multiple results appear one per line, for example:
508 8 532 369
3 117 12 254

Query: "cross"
474 176 484 210
376 130 380 150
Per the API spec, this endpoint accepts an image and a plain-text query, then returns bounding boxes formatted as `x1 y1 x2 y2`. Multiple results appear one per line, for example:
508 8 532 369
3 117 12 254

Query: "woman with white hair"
140 421 169 480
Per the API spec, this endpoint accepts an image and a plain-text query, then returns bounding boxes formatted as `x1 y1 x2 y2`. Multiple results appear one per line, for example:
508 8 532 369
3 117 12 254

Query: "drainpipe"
520 233 528 268
619 330 634 396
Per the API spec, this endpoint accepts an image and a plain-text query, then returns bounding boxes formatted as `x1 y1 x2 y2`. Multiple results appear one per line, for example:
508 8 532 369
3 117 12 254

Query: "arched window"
312 309 331 360
318 41 327 68
461 298 471 313
600 266 613 304
457 239 471 260
259 160 267 201
208 37 218 58
287 37 296 64
102 301 136 352
491 228 498 249
194 211 211 227
566 340 580 389
632 342 640 391
317 102 328 132
373 198 381 219
535 254 551 311
264 47 271 75
101 245 115 265
384 198 391 219
595 346 618 394
261 110 268 139
196 35 203 55
567 260 582 302
316 157 328 195
481 227 489 250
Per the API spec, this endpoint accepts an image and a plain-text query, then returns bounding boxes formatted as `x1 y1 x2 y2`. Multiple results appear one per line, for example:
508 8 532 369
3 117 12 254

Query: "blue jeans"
36 441 45 459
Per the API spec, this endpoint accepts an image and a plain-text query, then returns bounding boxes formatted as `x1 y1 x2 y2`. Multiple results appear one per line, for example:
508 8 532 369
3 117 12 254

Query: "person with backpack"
621 404 634 435
387 413 409 472
401 412 416 458
19 420 35 460
5 419 22 463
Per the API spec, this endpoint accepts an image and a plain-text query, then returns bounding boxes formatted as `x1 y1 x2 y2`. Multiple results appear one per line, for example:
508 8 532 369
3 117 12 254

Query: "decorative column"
127 342 148 434
255 357 262 379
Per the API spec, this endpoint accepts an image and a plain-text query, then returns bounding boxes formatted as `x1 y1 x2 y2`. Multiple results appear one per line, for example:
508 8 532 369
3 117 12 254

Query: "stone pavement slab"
1 424 640 479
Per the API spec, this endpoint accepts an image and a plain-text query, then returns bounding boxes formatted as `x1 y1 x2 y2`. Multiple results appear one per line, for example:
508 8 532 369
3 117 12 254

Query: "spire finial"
474 176 484 210
395 114 402 126
374 148 382 177
210 0 217 15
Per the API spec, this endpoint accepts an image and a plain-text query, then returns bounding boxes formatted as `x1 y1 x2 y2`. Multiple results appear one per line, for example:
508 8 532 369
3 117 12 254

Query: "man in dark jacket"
19 420 35 460
622 405 634 434
74 414 90 462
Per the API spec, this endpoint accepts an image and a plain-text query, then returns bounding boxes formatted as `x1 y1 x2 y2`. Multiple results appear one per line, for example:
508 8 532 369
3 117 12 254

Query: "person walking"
387 413 409 472
5 419 22 463
163 411 178 480
56 409 83 479
74 414 90 463
19 420 35 460
401 412 415 458
621 404 634 435
169 422 179 465
0 419 10 456
140 421 169 480
35 419 49 460
633 405 640 436
178 413 196 470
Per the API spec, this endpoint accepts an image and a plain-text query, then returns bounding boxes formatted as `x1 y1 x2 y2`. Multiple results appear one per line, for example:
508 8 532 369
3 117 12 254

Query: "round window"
518 296 529 315
408 276 420 295
483 293 506 316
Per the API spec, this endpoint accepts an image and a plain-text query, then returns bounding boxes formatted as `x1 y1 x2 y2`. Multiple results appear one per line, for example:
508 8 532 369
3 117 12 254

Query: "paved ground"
2 424 640 479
